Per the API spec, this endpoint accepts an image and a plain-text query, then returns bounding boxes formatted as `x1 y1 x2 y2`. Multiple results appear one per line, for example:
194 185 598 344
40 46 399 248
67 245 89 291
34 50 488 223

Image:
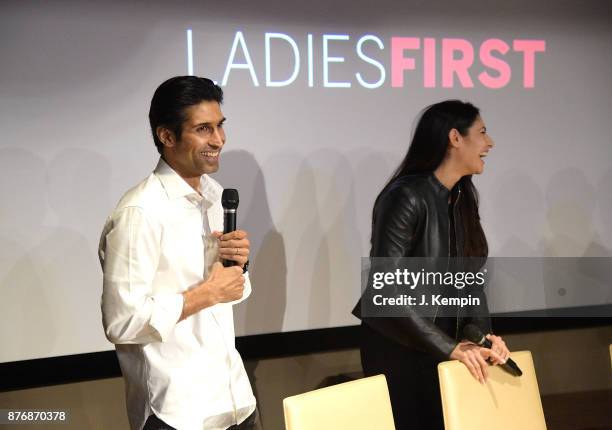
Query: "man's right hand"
180 262 245 321
450 340 505 384
203 262 245 304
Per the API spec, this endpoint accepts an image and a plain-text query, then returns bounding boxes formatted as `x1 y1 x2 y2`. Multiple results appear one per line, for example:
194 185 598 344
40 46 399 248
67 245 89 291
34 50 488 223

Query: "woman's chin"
474 160 486 174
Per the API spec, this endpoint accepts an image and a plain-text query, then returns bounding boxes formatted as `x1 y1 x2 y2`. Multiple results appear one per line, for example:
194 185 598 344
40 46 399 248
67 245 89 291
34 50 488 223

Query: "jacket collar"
428 172 451 196
428 172 462 201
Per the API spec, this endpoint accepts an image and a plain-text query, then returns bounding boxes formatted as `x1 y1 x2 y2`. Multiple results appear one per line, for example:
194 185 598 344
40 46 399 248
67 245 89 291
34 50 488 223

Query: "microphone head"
463 323 485 345
222 189 239 210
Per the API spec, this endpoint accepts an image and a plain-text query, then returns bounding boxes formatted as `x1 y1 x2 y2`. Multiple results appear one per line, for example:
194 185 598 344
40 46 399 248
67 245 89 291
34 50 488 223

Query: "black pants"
143 409 259 430
360 323 445 430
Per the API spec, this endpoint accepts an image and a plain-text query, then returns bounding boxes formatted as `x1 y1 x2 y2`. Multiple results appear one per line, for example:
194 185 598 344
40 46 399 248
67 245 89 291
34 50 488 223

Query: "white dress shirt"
99 158 256 430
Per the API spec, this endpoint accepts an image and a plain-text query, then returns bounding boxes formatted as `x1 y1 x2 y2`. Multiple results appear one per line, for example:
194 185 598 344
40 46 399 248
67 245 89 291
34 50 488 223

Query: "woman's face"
456 116 494 175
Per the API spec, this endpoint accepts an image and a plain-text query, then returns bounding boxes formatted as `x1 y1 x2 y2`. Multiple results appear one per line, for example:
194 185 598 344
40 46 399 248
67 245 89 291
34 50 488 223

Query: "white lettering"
265 33 300 87
372 272 385 289
356 35 386 89
222 31 259 87
323 34 351 88
307 34 314 87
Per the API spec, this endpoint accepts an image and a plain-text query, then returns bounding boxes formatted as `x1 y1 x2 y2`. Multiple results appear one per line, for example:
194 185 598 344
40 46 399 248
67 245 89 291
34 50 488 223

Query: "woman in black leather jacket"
353 100 511 429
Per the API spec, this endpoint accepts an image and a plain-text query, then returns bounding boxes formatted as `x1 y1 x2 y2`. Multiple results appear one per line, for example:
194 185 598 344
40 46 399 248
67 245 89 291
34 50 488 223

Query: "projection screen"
1 0 610 364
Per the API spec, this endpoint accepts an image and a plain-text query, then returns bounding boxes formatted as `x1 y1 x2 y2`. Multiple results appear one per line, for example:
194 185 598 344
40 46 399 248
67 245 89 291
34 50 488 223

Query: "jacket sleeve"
100 207 184 344
463 274 492 335
355 185 458 360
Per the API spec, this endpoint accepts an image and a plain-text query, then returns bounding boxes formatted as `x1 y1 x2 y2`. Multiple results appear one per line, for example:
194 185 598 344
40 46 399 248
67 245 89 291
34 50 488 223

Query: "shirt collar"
154 158 221 207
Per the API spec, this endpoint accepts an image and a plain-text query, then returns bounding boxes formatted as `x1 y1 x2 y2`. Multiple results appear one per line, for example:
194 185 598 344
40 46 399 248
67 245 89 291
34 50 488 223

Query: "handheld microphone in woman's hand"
463 324 523 377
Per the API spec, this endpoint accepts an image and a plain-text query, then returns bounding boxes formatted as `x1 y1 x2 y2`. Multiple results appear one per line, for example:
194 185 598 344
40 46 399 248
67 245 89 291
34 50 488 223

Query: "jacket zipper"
434 188 458 325
454 189 461 340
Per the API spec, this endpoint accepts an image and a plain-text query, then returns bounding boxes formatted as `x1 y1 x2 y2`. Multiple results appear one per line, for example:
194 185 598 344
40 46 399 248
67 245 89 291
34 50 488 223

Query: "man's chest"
156 199 223 279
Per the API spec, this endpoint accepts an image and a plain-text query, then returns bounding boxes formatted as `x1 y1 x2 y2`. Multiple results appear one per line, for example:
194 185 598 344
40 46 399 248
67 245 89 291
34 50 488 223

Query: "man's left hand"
213 230 250 268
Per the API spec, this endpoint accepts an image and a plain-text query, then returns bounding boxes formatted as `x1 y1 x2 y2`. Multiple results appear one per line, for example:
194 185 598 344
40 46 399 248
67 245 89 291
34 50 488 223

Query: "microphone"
221 188 239 267
463 324 523 377
221 189 239 267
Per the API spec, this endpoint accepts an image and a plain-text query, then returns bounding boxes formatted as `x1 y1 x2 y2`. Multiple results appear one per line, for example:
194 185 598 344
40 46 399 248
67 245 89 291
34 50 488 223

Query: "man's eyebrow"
193 118 226 128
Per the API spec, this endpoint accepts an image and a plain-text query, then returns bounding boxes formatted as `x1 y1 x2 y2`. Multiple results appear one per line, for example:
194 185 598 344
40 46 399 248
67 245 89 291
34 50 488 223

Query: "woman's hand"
450 341 504 384
486 334 510 363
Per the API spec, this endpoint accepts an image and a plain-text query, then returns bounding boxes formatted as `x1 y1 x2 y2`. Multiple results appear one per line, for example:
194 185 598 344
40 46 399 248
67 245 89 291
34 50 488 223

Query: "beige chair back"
438 350 547 430
283 374 395 430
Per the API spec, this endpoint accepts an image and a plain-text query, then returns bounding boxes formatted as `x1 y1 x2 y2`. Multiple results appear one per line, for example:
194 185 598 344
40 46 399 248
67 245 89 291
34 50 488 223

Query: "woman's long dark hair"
374 100 488 257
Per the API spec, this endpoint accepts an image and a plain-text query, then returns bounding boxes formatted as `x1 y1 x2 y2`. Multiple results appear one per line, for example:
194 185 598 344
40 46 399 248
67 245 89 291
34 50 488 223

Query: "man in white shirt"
99 76 258 430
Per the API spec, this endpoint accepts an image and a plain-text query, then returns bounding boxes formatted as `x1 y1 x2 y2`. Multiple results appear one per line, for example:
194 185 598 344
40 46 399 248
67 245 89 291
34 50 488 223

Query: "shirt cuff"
149 293 184 342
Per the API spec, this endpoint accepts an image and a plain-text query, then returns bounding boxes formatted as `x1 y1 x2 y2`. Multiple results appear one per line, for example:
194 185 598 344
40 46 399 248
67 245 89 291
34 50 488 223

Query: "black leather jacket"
352 173 491 360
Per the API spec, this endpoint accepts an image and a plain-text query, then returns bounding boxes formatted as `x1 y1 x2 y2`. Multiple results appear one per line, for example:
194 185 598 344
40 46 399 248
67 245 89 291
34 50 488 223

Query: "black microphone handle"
482 337 523 377
223 211 236 234
223 210 237 267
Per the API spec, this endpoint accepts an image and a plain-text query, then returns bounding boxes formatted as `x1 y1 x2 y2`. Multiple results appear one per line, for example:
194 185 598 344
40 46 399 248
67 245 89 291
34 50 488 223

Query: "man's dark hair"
148 76 224 154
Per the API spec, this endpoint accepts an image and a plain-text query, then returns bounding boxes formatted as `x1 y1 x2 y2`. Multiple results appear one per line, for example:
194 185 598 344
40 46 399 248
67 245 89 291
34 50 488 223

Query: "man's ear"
157 127 176 149
448 128 462 149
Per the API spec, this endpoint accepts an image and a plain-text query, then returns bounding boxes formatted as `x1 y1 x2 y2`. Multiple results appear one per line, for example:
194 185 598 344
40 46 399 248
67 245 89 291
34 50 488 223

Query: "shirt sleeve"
100 206 183 344
226 271 252 306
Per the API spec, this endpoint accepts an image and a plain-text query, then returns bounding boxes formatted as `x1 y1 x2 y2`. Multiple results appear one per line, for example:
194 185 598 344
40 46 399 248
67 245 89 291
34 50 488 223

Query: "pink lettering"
442 38 474 88
478 39 511 89
513 40 546 88
423 38 436 88
391 37 420 88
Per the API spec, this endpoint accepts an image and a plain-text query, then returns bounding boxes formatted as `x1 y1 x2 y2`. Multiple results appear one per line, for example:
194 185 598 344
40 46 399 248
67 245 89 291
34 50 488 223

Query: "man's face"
162 100 226 179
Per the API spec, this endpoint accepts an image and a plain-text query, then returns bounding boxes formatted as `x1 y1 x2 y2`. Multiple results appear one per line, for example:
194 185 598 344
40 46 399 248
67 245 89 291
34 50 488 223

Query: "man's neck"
161 156 202 194
184 176 201 194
